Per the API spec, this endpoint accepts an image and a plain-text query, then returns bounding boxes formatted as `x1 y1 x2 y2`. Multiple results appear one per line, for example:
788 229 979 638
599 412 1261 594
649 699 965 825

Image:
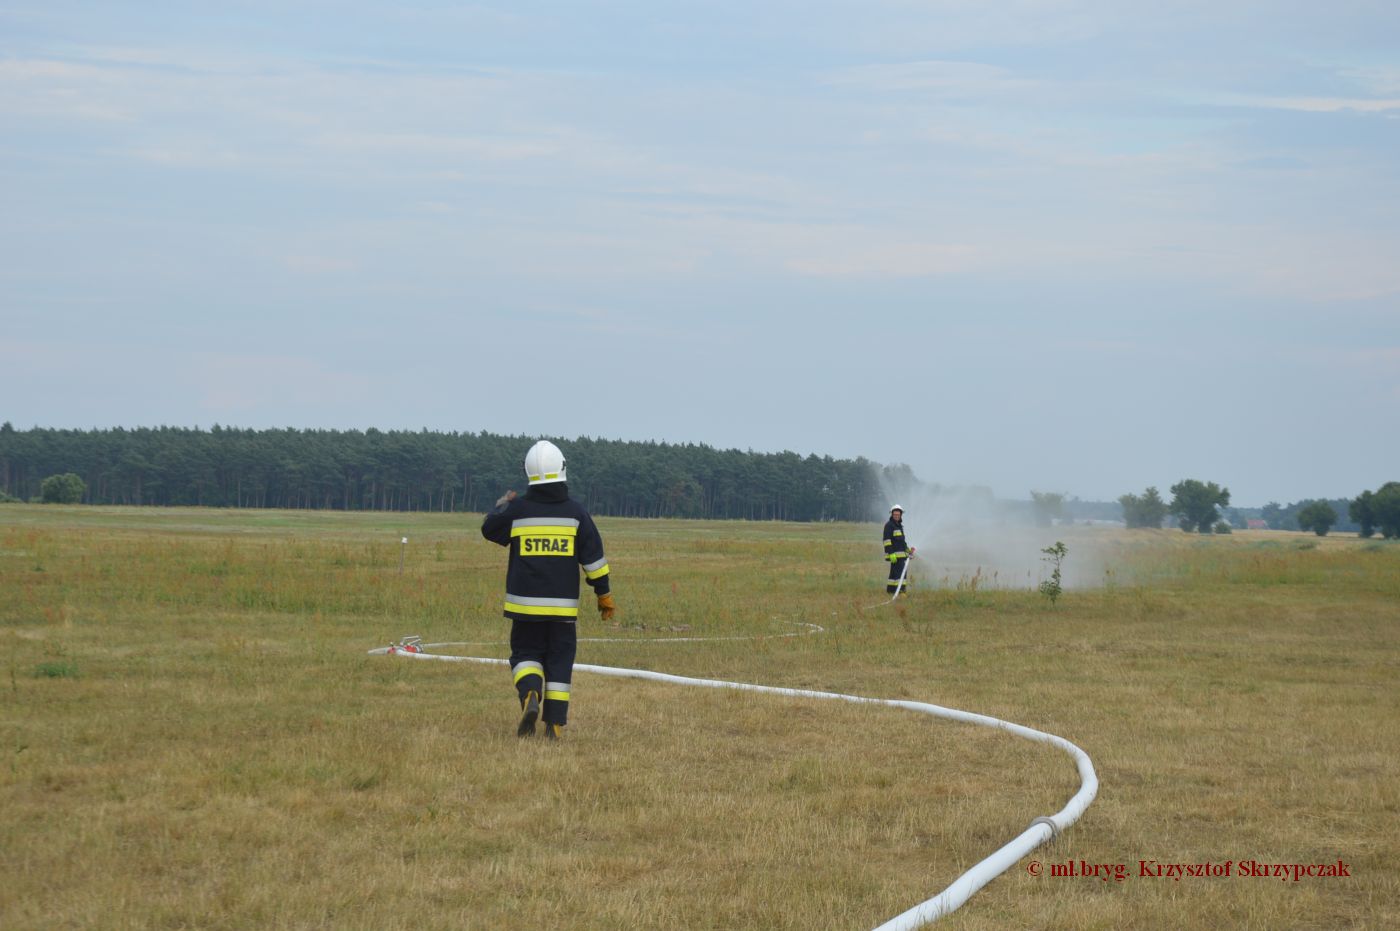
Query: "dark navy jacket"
482 483 610 622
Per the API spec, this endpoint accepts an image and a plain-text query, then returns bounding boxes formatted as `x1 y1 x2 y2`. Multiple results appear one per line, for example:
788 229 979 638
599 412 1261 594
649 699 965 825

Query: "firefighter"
481 440 615 740
883 504 915 596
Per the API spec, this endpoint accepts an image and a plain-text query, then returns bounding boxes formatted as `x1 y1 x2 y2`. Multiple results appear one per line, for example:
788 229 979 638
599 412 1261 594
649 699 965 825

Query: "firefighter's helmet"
524 440 567 485
890 504 904 514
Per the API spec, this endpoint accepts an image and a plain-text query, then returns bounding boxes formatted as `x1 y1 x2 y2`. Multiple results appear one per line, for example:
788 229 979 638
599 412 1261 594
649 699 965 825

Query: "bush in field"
1169 479 1230 534
1349 493 1374 537
1351 483 1400 539
40 473 86 504
1119 486 1168 528
1030 491 1065 527
1373 483 1400 539
1296 501 1338 537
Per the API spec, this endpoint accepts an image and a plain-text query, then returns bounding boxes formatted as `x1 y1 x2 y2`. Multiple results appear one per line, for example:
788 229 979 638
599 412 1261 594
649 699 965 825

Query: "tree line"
0 423 891 522
7 423 1394 534
1118 480 1400 538
1255 498 1362 534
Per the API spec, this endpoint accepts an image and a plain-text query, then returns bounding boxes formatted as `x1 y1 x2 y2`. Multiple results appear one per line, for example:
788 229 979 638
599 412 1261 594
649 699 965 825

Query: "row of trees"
1117 479 1399 538
1251 498 1359 533
1268 492 1400 538
1117 481 1230 532
0 424 893 522
1350 483 1400 538
6 424 1394 533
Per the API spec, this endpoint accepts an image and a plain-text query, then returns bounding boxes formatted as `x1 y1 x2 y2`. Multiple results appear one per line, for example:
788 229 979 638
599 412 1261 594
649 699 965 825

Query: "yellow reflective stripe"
505 601 580 617
513 525 578 557
507 594 579 609
883 540 893 549
513 662 544 684
584 563 610 580
511 525 579 537
544 690 570 702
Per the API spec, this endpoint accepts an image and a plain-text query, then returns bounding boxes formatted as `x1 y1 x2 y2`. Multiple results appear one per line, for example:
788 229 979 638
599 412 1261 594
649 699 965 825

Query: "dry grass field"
2 505 1397 929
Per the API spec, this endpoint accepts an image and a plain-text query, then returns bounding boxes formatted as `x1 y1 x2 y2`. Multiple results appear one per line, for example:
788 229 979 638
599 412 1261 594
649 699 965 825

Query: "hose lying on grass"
372 638 1097 929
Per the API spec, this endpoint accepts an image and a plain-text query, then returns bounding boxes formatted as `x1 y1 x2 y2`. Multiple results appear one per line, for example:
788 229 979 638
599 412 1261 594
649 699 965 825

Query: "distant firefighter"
882 504 916 596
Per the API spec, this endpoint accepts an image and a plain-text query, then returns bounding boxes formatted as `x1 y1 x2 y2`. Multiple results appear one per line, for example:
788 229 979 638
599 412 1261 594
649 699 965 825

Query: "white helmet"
524 440 567 485
890 504 904 514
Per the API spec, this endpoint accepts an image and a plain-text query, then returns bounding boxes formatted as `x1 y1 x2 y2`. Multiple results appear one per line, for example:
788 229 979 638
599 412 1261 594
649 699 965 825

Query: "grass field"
2 505 1397 930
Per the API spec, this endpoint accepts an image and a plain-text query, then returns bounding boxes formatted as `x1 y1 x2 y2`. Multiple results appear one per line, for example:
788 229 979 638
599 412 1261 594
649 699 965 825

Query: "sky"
2 2 1397 507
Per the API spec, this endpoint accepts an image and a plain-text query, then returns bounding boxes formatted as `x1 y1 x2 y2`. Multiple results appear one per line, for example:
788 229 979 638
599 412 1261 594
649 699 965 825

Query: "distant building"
1246 519 1269 530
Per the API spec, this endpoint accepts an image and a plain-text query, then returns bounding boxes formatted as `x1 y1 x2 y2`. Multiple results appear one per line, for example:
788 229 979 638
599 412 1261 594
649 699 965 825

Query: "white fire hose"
866 548 914 609
374 639 1097 928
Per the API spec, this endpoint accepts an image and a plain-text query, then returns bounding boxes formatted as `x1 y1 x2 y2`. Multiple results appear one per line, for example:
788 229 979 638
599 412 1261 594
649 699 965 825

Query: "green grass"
2 506 1398 929
32 660 79 678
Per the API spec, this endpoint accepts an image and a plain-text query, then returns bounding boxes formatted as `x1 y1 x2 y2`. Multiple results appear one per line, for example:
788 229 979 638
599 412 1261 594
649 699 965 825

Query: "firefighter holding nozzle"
883 504 915 597
481 440 615 740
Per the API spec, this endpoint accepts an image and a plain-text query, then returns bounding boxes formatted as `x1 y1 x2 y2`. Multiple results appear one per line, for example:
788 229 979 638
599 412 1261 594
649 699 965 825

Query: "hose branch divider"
373 640 1097 929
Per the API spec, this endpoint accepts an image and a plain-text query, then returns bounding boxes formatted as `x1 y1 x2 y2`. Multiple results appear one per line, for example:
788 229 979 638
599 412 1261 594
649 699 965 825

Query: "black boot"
517 690 540 737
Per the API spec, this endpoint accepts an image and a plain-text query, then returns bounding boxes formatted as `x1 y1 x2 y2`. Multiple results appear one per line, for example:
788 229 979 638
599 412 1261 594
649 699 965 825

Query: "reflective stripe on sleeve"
582 557 610 580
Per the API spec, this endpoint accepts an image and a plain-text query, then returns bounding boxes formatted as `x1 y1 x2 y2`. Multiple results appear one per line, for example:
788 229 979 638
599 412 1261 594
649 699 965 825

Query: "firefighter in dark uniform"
883 504 915 596
481 440 615 740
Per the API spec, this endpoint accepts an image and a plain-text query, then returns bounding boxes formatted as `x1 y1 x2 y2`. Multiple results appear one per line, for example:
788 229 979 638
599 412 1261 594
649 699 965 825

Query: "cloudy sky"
3 2 1397 506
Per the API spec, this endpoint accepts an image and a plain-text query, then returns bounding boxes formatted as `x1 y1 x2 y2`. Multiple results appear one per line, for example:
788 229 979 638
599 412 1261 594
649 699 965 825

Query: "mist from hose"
876 475 1108 590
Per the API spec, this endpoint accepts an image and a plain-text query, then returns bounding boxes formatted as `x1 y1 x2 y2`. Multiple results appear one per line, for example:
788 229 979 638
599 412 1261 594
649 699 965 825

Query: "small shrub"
40 473 86 504
1297 500 1338 537
1038 541 1068 606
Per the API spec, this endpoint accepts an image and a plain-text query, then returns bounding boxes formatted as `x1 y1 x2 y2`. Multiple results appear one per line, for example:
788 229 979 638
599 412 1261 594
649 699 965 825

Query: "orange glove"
597 593 616 620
